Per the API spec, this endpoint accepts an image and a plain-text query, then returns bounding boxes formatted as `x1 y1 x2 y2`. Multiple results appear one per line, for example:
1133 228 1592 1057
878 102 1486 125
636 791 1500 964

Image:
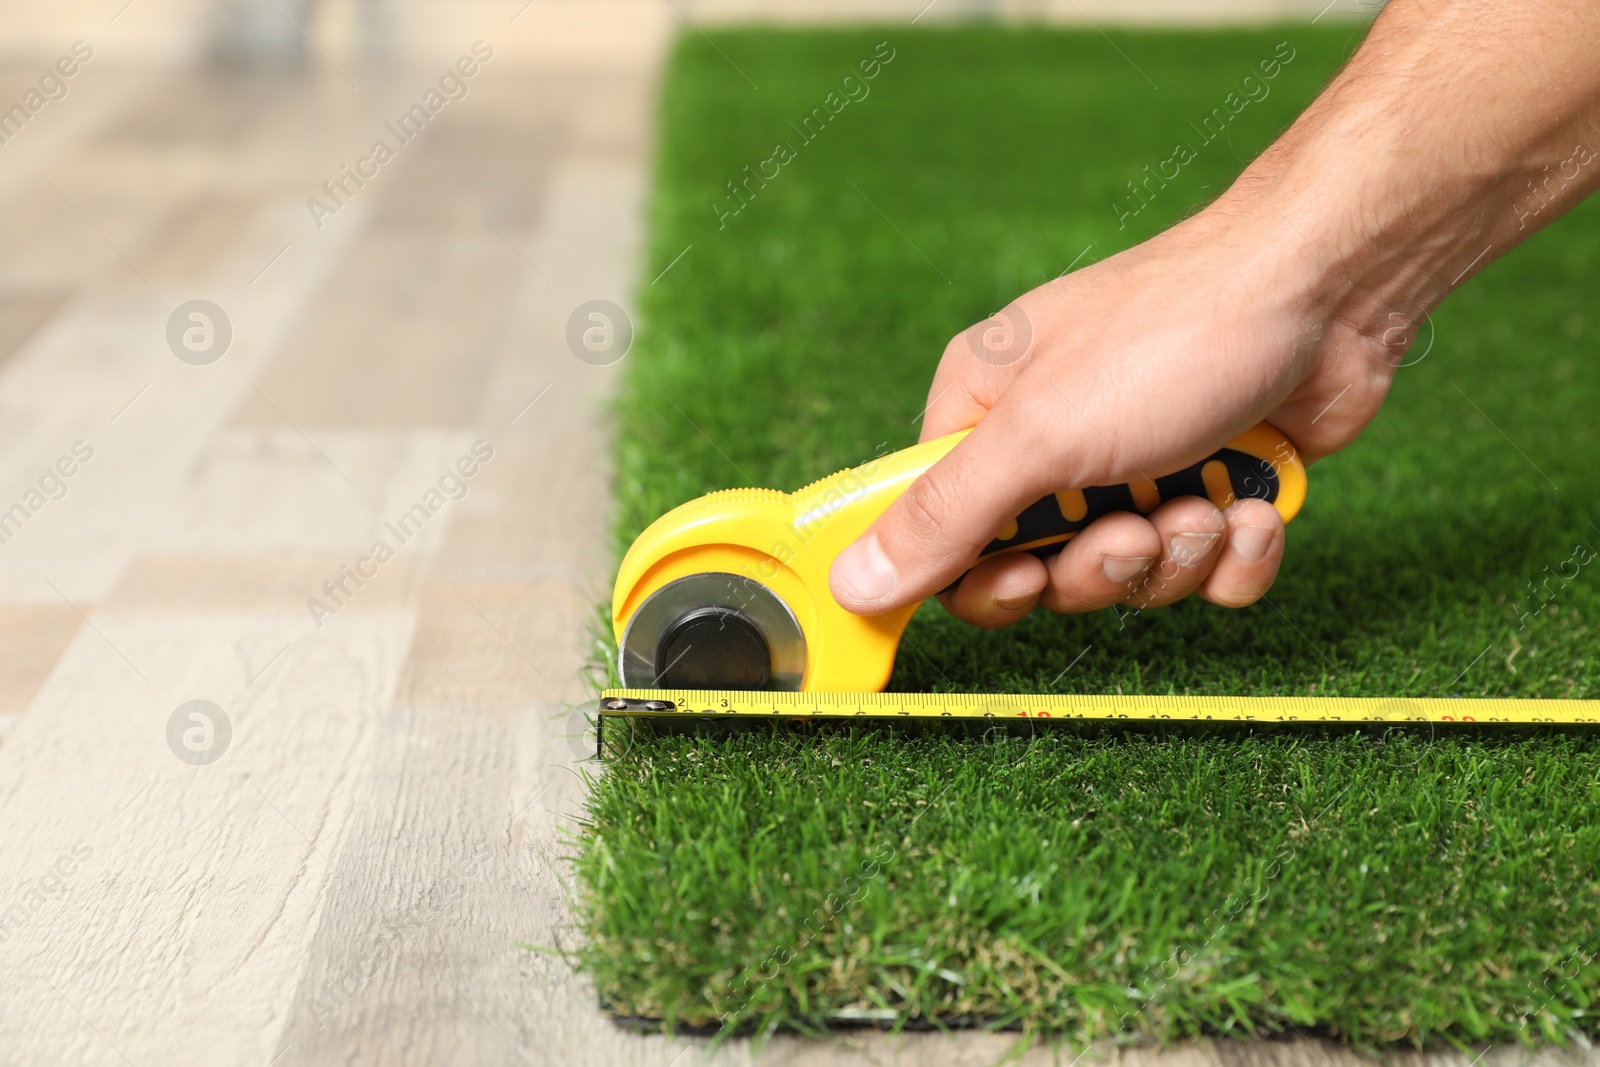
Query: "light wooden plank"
0 604 79 742
134 195 259 283
0 180 131 289
226 224 526 429
143 428 481 557
0 69 136 211
0 609 417 1066
0 288 66 367
105 556 429 614
0 204 373 605
0 66 392 598
269 699 557 1064
268 152 665 1062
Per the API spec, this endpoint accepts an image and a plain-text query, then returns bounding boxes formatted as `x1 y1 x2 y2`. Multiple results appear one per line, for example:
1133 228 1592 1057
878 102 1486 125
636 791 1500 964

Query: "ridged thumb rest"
701 486 787 505
792 464 872 502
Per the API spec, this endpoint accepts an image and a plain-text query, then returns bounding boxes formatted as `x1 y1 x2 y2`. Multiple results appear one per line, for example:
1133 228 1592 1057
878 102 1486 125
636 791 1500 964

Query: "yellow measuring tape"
601 690 1600 724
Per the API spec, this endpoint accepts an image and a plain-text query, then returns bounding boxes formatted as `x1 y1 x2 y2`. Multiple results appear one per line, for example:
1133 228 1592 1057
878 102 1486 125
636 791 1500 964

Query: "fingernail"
832 532 898 603
1103 554 1155 582
1169 531 1222 567
1232 525 1276 561
995 593 1034 610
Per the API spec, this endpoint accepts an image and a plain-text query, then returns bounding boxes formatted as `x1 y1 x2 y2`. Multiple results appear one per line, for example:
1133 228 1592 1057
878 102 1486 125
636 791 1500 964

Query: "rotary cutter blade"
612 423 1308 692
619 573 807 690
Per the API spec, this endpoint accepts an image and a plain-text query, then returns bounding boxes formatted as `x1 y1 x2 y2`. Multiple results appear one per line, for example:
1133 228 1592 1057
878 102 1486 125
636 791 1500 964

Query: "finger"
829 414 1043 614
1121 497 1227 610
1039 512 1162 614
940 553 1048 627
938 552 1050 629
919 311 1036 442
917 349 991 442
1198 498 1285 608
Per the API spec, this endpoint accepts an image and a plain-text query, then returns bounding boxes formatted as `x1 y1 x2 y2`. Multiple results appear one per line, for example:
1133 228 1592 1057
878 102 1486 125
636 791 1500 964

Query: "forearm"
1215 0 1600 347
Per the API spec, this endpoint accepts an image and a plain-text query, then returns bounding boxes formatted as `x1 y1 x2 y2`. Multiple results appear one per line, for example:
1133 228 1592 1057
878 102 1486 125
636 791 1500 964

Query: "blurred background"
3 0 1350 67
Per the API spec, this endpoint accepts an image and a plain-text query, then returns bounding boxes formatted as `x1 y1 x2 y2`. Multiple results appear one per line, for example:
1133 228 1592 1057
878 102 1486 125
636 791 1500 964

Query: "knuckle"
941 332 969 363
1225 496 1279 525
1043 583 1108 615
936 590 974 623
898 471 959 544
1160 495 1223 527
1039 586 1078 614
1126 558 1188 608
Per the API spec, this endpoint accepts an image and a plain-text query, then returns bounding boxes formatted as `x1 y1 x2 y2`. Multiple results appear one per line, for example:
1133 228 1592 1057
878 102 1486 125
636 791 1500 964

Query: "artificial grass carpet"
575 26 1600 1046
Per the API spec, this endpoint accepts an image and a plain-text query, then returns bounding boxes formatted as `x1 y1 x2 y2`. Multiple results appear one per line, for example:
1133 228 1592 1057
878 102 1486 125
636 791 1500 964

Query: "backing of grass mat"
569 26 1600 1049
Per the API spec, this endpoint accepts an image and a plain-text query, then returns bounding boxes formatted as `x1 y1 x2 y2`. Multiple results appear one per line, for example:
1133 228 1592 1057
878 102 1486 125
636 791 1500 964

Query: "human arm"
828 0 1600 626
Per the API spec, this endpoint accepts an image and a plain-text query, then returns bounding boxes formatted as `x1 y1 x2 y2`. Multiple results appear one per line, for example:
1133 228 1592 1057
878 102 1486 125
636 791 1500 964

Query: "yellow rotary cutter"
612 423 1307 693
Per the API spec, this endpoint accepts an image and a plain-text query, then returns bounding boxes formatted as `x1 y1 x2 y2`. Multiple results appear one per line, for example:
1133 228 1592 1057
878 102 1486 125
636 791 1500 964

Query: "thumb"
829 418 1042 614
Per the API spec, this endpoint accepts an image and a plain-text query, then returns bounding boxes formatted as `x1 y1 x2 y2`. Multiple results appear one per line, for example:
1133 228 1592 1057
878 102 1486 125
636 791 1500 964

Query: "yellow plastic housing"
611 424 1307 692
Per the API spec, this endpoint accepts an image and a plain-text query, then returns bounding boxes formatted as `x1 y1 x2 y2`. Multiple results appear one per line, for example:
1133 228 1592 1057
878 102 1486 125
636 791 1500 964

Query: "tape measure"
600 690 1600 725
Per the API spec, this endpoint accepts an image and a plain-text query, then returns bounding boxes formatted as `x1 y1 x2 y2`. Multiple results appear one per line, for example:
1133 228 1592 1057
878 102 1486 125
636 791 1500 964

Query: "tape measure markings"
600 690 1600 725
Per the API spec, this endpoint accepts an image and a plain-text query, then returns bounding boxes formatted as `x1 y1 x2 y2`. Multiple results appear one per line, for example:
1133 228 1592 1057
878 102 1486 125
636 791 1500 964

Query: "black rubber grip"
941 446 1283 591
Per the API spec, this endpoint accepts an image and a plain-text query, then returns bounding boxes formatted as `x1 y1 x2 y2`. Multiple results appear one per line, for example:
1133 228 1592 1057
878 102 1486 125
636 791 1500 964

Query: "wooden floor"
0 25 1591 1067
0 45 679 1066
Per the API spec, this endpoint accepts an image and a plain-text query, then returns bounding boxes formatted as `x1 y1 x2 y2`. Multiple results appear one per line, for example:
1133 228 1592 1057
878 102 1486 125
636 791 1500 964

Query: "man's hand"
827 214 1391 626
828 0 1600 626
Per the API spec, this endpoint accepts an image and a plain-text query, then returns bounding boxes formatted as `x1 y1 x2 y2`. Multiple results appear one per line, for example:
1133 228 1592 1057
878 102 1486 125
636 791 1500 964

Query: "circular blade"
619 573 806 690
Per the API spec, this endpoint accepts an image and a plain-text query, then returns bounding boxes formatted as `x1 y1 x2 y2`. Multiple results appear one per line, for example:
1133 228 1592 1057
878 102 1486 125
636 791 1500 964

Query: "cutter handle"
958 422 1306 575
